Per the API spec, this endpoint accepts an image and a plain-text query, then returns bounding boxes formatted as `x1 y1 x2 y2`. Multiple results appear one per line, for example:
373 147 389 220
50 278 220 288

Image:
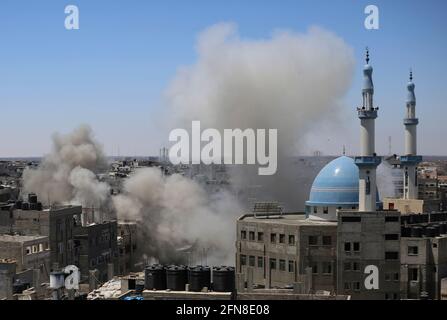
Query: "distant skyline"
1 0 447 157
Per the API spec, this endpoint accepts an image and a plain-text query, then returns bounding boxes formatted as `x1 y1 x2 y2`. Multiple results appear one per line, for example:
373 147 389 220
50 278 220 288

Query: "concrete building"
74 220 118 283
400 212 447 299
117 221 138 275
0 203 82 270
336 210 401 300
0 234 50 278
236 204 337 293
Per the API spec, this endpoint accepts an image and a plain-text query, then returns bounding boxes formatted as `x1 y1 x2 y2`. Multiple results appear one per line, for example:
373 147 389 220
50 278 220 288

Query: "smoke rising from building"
113 167 241 265
163 23 355 210
22 125 110 214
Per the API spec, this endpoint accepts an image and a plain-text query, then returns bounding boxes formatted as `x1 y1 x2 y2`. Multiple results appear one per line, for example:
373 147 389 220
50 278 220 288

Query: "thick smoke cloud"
113 168 241 265
22 125 110 214
164 23 355 210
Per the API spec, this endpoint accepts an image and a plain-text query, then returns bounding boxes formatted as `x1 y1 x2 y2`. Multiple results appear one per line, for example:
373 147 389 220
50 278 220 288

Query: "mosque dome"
305 156 380 207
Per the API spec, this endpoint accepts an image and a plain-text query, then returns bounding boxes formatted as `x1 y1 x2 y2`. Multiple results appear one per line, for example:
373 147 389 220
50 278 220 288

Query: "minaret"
355 48 381 212
401 70 422 199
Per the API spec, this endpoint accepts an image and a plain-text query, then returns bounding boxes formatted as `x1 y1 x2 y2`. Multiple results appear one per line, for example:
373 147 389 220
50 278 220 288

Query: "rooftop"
239 213 336 226
0 234 48 243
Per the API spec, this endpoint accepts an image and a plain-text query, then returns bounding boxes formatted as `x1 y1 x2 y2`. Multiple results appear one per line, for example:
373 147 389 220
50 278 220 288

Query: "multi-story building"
336 210 401 300
73 220 118 283
117 221 138 275
236 206 337 292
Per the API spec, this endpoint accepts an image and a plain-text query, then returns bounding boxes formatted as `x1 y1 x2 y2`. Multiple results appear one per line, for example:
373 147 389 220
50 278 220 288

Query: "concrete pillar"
107 263 114 280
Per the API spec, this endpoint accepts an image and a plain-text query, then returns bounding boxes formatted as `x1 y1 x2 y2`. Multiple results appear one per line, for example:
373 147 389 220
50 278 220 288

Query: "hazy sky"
1 0 446 157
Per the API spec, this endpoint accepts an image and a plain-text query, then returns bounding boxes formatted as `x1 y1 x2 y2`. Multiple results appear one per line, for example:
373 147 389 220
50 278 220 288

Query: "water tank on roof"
28 193 37 204
188 266 211 292
21 202 29 210
144 264 166 290
212 266 235 292
166 265 187 291
411 226 423 238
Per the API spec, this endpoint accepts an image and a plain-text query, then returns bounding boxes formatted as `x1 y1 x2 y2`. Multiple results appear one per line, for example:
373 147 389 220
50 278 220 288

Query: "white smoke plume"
164 23 355 210
114 167 241 265
22 125 110 214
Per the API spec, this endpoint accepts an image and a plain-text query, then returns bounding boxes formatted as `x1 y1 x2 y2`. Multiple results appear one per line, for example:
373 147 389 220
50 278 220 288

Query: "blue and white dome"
305 156 381 220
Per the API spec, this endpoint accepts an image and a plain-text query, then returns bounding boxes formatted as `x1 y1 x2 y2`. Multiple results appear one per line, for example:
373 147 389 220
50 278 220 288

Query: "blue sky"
1 0 446 157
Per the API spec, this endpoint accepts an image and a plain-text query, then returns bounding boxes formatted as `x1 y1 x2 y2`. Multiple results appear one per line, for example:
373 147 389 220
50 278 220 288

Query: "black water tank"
36 202 43 211
411 226 423 238
401 226 411 237
188 266 211 292
432 224 441 237
439 222 447 234
424 227 436 237
28 193 37 204
166 265 187 291
29 202 37 210
212 266 235 292
144 264 166 290
21 202 29 210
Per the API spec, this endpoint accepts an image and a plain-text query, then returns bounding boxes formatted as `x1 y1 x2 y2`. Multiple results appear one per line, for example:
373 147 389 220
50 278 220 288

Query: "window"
288 260 295 273
322 236 332 246
385 234 399 240
352 262 360 271
269 258 277 270
343 262 351 271
308 236 318 246
353 282 361 291
393 273 399 281
257 256 264 268
311 263 318 274
342 216 361 222
270 233 277 243
26 246 32 255
323 207 329 214
288 235 295 245
353 242 360 252
385 216 399 222
408 246 418 255
385 273 391 281
322 262 332 274
241 230 247 240
313 206 317 214
279 259 286 271
385 251 399 260
240 254 247 266
279 234 285 244
249 231 255 241
249 255 255 267
344 282 351 290
344 242 351 252
32 245 38 253
257 232 264 241
409 268 418 281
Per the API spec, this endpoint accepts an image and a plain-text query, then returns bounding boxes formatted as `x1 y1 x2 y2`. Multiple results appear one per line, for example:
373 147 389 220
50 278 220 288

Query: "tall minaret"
401 70 422 199
355 48 381 212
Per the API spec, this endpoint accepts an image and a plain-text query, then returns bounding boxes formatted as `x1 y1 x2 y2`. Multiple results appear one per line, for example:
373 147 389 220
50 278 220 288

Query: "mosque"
236 49 447 300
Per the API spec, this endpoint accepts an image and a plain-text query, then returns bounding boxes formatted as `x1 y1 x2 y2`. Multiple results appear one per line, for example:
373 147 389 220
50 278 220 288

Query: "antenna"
388 136 392 155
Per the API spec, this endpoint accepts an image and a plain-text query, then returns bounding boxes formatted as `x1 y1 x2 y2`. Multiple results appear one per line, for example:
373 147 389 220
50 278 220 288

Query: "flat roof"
239 213 337 226
0 234 48 242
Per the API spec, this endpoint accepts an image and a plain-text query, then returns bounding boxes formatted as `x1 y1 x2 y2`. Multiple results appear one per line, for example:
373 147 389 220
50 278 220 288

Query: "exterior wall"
400 236 447 299
337 210 401 300
0 236 50 274
74 221 118 283
236 215 336 293
0 206 82 269
117 222 138 275
383 198 424 214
